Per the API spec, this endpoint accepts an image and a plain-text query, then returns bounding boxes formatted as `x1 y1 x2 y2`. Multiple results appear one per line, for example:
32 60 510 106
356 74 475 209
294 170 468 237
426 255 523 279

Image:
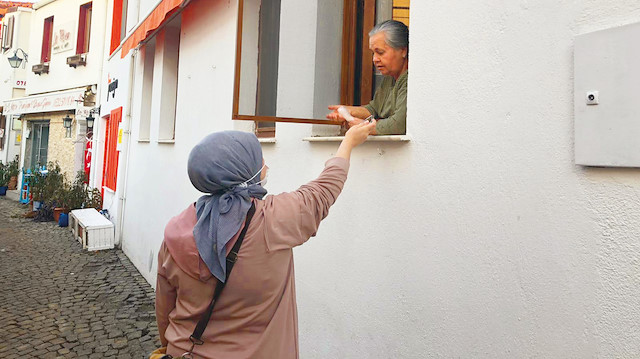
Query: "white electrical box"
574 22 640 167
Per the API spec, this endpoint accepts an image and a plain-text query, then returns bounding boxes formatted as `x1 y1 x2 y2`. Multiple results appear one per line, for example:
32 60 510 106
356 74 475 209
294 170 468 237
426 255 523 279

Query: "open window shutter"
0 116 6 150
6 16 14 49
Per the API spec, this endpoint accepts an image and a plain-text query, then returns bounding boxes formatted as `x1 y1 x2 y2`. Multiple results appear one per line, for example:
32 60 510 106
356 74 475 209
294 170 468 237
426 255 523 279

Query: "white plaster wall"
0 10 32 102
118 0 640 358
0 10 32 170
121 0 240 283
26 0 107 95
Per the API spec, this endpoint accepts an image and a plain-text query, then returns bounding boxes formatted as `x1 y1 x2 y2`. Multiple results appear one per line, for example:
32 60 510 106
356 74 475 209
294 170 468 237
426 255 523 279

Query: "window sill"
258 138 276 144
157 139 175 144
302 135 411 142
138 139 150 143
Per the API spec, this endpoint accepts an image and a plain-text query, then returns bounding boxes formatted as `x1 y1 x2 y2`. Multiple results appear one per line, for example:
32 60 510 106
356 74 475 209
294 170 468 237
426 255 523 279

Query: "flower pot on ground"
6 156 19 190
0 161 9 195
53 207 64 222
8 176 17 190
58 213 69 227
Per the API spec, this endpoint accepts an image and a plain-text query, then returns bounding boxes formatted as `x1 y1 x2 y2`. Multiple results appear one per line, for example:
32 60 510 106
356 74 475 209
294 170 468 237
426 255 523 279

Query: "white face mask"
257 167 269 188
238 164 268 188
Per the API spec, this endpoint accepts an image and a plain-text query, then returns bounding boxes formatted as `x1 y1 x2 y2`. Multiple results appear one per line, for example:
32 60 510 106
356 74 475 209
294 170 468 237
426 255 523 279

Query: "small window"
138 38 155 141
110 0 128 54
77 2 93 54
233 0 410 136
41 16 54 63
156 16 181 141
0 115 6 150
2 16 14 50
102 108 122 192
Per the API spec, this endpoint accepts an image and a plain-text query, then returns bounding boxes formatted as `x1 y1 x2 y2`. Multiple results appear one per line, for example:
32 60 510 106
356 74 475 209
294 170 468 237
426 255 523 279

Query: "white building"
0 5 32 169
103 0 640 357
2 0 108 199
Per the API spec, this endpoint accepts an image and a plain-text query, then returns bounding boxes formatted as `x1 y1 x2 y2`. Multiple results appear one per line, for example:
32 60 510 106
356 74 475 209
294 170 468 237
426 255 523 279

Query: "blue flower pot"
58 213 69 227
0 186 7 196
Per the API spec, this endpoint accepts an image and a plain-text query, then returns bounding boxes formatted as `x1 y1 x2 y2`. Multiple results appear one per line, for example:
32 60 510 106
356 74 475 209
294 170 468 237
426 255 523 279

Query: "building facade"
80 0 640 357
0 4 32 170
2 0 108 200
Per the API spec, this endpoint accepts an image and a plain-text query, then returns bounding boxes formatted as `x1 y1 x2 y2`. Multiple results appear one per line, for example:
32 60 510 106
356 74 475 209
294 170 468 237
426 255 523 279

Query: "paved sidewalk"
0 198 160 358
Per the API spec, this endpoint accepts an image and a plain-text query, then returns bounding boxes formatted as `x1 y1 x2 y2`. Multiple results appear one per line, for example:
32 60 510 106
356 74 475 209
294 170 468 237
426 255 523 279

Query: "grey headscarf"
187 131 267 282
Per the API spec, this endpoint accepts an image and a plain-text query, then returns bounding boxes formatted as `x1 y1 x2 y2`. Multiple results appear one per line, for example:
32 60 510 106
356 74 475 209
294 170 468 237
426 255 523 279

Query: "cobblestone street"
0 197 160 358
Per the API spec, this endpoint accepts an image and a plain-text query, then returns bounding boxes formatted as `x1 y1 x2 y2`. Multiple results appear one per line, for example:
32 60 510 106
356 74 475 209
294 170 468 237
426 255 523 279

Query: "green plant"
65 171 88 211
41 162 64 204
7 155 19 178
25 169 46 201
0 162 9 187
86 187 103 210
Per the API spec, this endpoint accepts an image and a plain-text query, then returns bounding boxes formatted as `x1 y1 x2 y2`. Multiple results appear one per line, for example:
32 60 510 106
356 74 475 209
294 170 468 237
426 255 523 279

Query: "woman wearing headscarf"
327 20 409 135
154 121 376 359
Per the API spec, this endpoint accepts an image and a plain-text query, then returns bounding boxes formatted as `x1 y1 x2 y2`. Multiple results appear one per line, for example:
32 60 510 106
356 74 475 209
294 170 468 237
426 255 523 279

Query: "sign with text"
52 22 74 54
2 89 84 115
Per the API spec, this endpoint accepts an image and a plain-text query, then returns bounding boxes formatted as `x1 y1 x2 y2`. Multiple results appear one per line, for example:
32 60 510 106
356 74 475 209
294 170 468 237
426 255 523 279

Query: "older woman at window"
327 20 409 135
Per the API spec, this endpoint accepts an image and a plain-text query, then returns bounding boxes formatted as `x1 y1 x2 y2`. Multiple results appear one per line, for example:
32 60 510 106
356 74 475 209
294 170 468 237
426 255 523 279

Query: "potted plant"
7 156 19 190
52 184 69 222
31 162 65 222
67 171 88 211
0 162 9 196
26 170 46 210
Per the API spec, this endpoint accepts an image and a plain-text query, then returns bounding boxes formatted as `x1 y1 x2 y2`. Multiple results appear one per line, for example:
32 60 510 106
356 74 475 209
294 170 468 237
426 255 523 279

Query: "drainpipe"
115 49 137 248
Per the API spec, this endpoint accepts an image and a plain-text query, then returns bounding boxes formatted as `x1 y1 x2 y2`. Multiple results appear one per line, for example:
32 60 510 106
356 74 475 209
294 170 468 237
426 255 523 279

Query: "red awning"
120 0 186 58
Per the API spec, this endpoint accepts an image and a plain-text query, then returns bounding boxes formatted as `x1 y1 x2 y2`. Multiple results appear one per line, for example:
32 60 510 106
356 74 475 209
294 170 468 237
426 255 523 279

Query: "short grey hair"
369 20 409 52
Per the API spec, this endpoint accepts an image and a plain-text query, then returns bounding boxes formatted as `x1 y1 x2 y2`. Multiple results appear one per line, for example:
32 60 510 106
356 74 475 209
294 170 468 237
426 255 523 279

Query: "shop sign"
53 23 74 54
2 89 84 116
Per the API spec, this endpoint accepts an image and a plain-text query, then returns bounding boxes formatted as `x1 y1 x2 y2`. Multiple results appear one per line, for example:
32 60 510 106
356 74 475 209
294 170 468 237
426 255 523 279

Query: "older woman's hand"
326 105 341 121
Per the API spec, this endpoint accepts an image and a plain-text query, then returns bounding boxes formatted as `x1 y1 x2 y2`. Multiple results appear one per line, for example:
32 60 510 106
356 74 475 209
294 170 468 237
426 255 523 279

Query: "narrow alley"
0 198 160 358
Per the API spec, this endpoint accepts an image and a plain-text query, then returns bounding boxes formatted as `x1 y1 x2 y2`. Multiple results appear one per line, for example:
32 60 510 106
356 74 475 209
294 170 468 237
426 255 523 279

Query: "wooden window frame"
340 0 375 107
232 0 402 127
232 0 341 126
77 2 92 55
102 108 122 192
41 16 54 63
2 16 14 50
0 115 6 151
110 0 125 55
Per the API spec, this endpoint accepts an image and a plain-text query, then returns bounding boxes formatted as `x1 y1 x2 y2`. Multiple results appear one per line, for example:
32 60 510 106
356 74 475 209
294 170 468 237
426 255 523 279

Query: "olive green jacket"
364 71 407 135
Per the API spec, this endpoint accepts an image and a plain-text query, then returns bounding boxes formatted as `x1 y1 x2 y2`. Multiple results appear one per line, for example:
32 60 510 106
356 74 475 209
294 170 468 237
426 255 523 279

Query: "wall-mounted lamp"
62 114 73 129
86 115 95 130
63 113 73 138
8 48 29 69
85 106 100 133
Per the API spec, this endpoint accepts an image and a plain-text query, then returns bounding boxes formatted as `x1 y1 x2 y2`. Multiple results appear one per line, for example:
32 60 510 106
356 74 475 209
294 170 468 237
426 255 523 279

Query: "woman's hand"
346 117 378 135
335 120 377 160
345 120 377 147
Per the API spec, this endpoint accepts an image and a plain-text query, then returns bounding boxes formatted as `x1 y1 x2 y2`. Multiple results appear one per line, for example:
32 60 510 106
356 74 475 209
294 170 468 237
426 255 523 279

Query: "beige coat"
156 157 349 359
